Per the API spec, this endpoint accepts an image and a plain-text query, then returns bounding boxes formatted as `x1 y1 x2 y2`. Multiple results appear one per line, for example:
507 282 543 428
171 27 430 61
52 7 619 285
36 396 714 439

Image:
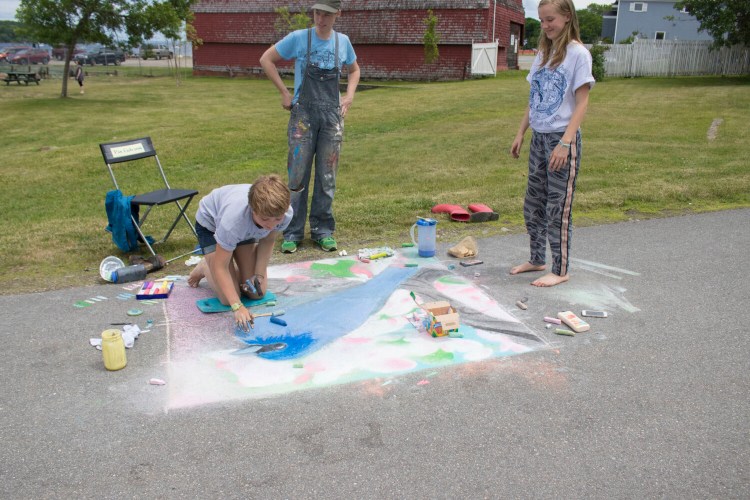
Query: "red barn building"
192 0 525 80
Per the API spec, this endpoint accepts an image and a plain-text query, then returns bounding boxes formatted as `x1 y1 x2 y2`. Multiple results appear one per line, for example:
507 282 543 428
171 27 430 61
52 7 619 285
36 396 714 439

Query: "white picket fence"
597 40 750 77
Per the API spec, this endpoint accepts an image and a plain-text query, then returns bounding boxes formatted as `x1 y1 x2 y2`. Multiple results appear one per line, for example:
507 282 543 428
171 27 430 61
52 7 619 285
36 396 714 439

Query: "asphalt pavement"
1 209 748 498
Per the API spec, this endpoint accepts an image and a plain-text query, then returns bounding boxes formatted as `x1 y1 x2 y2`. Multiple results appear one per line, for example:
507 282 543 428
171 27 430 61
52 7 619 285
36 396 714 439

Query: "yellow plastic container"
101 329 127 371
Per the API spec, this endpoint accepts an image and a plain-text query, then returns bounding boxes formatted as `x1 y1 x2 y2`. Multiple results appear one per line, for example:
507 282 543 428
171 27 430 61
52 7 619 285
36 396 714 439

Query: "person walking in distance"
75 60 84 94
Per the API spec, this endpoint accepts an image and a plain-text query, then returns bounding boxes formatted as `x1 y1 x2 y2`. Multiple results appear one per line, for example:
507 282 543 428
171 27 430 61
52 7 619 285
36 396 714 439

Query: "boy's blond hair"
537 0 582 69
248 174 290 218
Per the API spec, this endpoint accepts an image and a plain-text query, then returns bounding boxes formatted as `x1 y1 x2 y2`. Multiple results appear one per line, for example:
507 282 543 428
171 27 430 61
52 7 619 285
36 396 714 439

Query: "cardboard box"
422 300 460 337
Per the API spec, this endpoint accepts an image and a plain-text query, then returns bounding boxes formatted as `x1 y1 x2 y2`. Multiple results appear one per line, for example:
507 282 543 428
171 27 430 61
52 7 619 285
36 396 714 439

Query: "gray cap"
311 0 341 13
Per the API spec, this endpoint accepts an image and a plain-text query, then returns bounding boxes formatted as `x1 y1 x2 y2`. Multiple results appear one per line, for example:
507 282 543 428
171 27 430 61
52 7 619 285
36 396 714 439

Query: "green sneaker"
281 240 298 253
315 236 337 252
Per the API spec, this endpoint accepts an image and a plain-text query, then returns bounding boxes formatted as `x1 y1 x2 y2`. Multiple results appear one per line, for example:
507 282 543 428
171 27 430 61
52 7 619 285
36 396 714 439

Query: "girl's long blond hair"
537 0 582 69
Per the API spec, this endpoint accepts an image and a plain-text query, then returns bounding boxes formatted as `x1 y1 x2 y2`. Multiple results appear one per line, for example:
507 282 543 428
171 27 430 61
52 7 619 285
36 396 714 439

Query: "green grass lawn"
1 68 748 294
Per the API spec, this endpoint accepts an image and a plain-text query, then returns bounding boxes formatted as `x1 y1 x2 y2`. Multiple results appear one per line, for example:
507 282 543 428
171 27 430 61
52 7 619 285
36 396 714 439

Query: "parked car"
140 44 173 60
8 48 50 65
74 47 126 66
52 44 86 61
94 47 126 65
0 45 31 62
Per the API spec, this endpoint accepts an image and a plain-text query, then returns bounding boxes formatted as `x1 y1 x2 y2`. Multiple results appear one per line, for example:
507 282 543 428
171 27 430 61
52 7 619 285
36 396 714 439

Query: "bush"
590 44 608 82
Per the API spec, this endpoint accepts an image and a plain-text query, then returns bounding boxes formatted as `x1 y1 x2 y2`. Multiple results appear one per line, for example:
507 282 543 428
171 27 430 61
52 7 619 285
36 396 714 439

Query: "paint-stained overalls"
284 28 343 243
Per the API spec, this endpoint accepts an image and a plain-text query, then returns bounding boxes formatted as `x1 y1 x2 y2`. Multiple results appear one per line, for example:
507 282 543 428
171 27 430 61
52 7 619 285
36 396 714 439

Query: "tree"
16 0 196 97
423 9 439 64
274 7 312 35
144 0 198 86
577 4 610 44
0 20 23 43
675 0 750 48
524 18 540 48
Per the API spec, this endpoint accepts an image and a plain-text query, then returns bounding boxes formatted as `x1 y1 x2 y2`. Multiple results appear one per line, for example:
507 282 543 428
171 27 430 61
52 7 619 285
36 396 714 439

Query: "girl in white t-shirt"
509 0 595 287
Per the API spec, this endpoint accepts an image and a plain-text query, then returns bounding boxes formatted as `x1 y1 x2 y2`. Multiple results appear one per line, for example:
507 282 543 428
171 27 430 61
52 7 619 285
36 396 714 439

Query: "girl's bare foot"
510 262 546 275
531 273 569 287
188 260 206 287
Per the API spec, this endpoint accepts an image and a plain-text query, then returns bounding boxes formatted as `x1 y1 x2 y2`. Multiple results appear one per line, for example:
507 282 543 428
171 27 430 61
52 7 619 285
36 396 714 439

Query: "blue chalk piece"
270 316 287 326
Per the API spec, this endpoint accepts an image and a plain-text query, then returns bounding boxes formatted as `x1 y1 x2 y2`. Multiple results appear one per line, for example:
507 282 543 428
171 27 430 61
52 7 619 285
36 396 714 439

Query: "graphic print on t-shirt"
529 67 567 127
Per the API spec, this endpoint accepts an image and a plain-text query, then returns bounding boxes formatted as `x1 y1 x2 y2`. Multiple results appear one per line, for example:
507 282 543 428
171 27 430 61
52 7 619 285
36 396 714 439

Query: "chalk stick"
254 309 285 318
269 316 287 326
544 316 562 324
555 328 576 336
401 242 415 247
516 300 528 310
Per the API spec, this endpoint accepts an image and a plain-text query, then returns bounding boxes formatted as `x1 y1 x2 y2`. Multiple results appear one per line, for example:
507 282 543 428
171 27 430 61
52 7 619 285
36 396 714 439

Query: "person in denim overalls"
260 0 360 253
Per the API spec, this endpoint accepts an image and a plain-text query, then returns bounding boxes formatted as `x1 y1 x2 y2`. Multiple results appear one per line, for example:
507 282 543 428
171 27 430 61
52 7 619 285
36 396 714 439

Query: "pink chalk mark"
302 361 327 373
285 275 311 283
417 380 430 386
350 265 373 278
342 337 372 344
384 358 414 370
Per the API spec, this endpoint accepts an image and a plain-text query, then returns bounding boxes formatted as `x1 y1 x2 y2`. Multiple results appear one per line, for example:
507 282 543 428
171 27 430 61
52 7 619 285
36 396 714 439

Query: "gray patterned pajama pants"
523 130 582 276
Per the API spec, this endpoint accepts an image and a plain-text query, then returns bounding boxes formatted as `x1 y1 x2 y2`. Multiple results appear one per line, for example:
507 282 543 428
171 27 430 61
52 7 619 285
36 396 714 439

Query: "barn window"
654 31 665 40
630 2 647 12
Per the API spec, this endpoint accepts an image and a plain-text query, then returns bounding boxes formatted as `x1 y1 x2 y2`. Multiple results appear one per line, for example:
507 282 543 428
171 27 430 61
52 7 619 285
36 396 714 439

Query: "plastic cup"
99 256 125 282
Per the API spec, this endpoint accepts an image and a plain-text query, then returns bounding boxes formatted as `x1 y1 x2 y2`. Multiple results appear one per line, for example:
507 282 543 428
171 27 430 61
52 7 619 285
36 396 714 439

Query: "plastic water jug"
410 217 437 257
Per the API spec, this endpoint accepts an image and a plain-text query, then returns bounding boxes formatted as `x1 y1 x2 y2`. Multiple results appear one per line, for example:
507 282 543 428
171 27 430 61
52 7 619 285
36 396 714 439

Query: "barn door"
507 23 522 69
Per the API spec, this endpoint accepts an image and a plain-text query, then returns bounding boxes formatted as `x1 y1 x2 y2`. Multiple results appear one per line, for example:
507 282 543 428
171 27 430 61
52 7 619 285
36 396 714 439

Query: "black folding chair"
100 136 199 262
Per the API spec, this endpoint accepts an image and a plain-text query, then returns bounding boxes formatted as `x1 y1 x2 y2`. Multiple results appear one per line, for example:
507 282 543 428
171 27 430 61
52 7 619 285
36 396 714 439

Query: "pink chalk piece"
148 378 167 385
544 316 562 325
417 380 430 386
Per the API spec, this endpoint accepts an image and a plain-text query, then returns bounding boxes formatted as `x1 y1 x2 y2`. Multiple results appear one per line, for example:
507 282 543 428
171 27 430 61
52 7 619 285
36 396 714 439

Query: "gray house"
602 0 713 43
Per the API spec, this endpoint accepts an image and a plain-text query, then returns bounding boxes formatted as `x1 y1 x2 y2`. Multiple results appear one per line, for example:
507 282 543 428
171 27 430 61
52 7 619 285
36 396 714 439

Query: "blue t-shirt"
527 42 595 133
195 184 293 251
275 28 357 104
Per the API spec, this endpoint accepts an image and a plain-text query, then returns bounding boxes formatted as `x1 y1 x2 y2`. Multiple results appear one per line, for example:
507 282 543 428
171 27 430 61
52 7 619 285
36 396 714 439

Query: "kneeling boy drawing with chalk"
188 174 293 331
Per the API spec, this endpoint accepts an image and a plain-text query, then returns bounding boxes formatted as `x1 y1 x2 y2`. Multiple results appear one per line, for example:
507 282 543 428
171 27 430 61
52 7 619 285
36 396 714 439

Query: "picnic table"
3 71 41 85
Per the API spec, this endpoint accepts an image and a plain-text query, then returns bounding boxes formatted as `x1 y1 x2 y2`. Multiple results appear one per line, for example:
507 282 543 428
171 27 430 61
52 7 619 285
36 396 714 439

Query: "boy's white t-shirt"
527 42 595 133
195 184 293 252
